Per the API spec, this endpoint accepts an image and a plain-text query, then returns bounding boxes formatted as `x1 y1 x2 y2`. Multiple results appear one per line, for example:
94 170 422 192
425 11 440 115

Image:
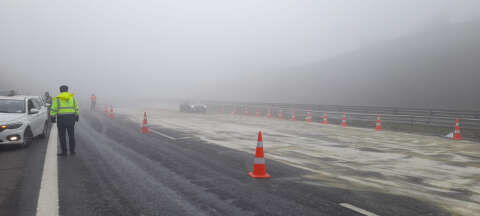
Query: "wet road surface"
0 111 451 216
57 112 450 216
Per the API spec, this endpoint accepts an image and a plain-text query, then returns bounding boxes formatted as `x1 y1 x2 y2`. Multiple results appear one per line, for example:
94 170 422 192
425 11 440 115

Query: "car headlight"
1 122 23 129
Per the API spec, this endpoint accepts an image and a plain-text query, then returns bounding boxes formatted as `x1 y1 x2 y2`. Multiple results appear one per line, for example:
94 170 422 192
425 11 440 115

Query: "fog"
1 0 480 108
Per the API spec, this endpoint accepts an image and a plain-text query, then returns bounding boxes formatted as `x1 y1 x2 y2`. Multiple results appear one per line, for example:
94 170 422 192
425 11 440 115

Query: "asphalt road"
1 111 452 216
0 124 50 216
58 112 450 216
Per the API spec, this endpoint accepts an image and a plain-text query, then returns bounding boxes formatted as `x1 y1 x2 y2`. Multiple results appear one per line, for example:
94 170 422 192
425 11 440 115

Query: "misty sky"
1 0 480 101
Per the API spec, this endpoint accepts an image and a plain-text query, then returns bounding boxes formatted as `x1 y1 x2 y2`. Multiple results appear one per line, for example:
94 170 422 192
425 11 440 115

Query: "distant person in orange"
90 94 97 111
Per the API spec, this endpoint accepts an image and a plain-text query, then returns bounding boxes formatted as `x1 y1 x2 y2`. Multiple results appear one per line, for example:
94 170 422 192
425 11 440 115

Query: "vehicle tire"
22 128 33 148
39 122 48 138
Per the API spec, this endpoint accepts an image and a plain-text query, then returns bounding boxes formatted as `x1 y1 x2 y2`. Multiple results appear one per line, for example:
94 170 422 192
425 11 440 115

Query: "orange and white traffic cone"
244 107 249 115
249 131 271 179
291 110 296 121
453 118 462 140
109 105 115 119
341 112 347 127
267 108 271 119
232 106 236 115
141 112 149 134
104 105 108 114
376 114 382 131
256 108 260 117
221 105 224 114
323 112 328 125
306 111 311 123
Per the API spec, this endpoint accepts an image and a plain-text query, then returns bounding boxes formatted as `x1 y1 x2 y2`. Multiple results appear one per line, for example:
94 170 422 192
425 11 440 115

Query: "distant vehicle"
0 89 28 96
179 102 207 113
0 95 49 147
0 89 18 96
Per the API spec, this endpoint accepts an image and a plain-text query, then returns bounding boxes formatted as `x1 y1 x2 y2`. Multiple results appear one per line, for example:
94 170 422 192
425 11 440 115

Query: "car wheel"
39 122 48 138
22 128 33 148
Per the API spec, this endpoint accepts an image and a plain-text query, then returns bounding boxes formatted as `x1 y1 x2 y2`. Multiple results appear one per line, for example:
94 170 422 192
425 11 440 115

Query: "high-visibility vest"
91 95 96 102
50 93 79 116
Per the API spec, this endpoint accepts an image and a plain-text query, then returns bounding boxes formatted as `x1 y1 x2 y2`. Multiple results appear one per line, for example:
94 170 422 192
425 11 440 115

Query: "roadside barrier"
141 112 149 134
249 131 270 179
207 102 480 130
210 103 479 140
376 114 382 131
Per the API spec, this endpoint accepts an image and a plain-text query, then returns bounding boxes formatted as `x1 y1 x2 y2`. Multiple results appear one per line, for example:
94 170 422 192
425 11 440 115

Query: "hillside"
262 20 480 109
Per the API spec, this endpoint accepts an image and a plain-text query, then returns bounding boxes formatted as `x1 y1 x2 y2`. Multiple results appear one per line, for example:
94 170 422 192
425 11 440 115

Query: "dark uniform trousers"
57 114 76 154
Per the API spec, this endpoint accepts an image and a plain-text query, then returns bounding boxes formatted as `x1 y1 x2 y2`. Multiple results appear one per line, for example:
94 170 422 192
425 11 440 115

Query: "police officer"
50 85 79 156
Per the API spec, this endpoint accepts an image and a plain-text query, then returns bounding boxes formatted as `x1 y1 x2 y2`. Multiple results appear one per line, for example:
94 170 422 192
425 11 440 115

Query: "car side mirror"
29 108 39 114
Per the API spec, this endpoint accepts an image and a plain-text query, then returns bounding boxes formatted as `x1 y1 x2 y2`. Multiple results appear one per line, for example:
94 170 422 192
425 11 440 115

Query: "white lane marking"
150 129 177 140
36 125 59 216
149 128 191 141
339 203 380 216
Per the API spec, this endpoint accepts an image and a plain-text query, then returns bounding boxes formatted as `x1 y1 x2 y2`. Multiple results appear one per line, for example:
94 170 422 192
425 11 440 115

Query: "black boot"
57 152 67 156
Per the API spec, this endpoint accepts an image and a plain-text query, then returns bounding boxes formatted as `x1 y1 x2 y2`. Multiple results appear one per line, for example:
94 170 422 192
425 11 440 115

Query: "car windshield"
0 99 25 113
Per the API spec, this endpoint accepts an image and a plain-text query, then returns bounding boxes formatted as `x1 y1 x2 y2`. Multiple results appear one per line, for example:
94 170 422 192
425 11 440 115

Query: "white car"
0 95 49 147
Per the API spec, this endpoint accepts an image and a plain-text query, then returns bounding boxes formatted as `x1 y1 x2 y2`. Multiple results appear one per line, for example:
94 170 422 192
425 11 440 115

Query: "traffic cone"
249 131 271 179
267 108 271 119
306 111 311 123
341 112 347 127
244 107 248 115
256 108 260 117
141 112 149 134
277 110 283 120
109 105 115 119
323 112 328 125
232 106 236 115
291 110 296 121
453 118 462 140
104 105 108 114
376 114 382 131
221 105 225 114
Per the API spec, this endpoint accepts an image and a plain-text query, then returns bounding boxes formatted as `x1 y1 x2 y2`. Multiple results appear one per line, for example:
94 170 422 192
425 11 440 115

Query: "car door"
33 98 47 124
27 99 42 136
26 99 38 135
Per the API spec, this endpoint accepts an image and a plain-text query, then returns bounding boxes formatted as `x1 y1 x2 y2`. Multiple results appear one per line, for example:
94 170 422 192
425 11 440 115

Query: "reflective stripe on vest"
56 98 76 109
56 97 77 115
